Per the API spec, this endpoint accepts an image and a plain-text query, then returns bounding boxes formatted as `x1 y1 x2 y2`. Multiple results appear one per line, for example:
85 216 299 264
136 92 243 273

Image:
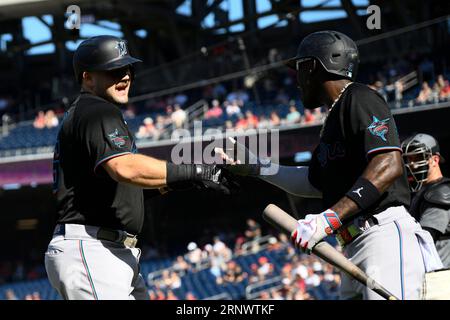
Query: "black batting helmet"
73 35 142 83
286 30 359 81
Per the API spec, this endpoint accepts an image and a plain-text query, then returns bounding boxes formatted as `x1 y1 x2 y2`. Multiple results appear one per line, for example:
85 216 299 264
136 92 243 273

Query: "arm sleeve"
223 136 322 197
82 106 134 172
260 165 322 198
348 89 402 159
419 204 450 235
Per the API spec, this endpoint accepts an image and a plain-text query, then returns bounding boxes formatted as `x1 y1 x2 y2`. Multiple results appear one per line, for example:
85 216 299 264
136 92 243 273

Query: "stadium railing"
245 276 283 300
186 99 209 129
1 97 449 160
203 292 232 300
147 265 187 285
146 236 280 285
240 235 277 255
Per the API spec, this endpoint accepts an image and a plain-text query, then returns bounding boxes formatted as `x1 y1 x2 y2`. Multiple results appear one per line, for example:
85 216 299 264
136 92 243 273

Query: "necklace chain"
319 82 353 137
330 81 353 112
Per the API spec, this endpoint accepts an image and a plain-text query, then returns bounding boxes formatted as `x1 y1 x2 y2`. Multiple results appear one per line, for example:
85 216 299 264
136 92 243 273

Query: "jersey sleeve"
348 88 402 159
419 204 450 235
82 105 134 172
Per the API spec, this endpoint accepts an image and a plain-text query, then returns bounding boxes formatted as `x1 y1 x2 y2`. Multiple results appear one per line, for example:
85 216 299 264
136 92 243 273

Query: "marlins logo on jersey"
368 116 390 142
108 129 129 148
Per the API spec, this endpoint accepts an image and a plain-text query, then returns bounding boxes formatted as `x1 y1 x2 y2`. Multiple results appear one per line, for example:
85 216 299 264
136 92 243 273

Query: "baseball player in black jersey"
45 35 232 300
220 31 442 299
402 133 450 267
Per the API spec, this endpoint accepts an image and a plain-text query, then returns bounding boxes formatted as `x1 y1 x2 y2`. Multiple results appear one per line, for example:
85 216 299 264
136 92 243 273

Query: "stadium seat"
1 244 339 300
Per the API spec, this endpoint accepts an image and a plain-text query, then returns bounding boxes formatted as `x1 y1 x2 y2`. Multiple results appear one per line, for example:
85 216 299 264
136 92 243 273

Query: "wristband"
345 177 381 210
322 209 343 232
166 163 218 185
166 163 194 185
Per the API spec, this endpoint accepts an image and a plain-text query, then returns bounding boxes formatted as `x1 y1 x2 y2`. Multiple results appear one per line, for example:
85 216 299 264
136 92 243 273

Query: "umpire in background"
45 35 231 300
402 133 450 267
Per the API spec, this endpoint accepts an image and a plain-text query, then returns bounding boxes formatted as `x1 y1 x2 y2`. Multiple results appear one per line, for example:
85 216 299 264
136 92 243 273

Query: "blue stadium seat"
1 245 339 300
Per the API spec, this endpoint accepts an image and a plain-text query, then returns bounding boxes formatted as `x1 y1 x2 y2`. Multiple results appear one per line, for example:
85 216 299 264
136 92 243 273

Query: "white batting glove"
290 209 342 254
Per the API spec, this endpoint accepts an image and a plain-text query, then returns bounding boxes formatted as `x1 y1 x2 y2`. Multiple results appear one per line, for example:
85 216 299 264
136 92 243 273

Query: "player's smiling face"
88 66 132 104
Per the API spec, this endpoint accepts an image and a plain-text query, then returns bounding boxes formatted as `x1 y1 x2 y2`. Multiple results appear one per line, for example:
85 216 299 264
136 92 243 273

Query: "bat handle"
262 204 400 301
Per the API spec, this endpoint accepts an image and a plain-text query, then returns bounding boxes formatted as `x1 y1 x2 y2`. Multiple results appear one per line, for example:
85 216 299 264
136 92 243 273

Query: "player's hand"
214 137 271 177
214 137 260 165
290 209 342 254
214 144 241 165
215 145 260 176
192 164 239 195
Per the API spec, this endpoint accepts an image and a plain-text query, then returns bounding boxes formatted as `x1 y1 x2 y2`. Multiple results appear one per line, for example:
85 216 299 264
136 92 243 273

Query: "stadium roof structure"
0 0 447 114
3 0 445 55
0 0 81 20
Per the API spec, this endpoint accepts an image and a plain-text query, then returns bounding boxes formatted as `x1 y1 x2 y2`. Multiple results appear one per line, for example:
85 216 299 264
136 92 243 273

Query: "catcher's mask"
401 137 433 192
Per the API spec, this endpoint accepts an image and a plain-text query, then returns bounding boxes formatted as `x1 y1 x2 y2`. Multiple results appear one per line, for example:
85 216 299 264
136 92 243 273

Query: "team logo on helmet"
346 63 354 78
368 116 389 142
115 41 128 58
108 129 129 148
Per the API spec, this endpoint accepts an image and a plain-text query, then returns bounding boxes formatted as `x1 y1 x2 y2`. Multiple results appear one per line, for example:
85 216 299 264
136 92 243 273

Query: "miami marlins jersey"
308 82 410 219
52 91 144 235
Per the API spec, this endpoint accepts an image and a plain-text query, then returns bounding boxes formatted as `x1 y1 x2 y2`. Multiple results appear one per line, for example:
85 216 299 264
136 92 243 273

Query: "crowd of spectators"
1 54 448 152
368 73 450 108
133 57 450 143
134 95 325 142
114 53 447 146
415 74 450 104
0 259 46 286
28 71 449 143
2 214 340 300
135 103 187 140
4 289 41 301
256 249 340 300
146 217 340 301
0 257 48 300
32 110 59 129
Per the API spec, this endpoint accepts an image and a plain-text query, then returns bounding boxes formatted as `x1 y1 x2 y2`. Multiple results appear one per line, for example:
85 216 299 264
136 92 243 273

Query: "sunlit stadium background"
0 0 449 300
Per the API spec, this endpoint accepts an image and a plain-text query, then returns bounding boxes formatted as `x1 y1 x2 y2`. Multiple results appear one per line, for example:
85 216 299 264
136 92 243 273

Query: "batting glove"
290 209 342 254
192 164 239 194
166 163 239 194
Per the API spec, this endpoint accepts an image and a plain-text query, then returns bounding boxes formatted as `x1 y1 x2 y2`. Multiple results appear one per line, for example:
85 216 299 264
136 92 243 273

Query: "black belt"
55 224 138 248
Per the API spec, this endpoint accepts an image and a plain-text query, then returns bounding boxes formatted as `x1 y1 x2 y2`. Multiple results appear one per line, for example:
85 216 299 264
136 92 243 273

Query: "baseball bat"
263 204 399 300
